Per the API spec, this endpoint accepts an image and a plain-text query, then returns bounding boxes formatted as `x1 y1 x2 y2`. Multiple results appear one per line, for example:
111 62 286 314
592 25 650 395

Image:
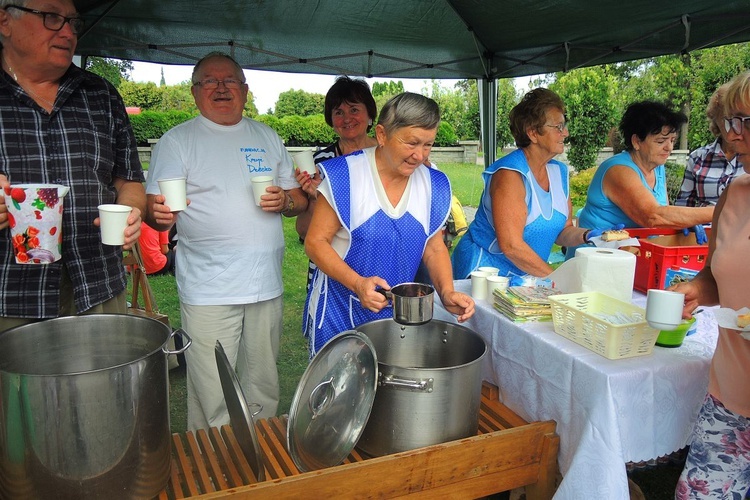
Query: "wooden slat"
219 425 259 485
159 382 559 499
194 421 557 499
186 430 215 493
256 418 299 477
254 419 291 479
196 429 229 491
207 427 243 488
171 433 199 498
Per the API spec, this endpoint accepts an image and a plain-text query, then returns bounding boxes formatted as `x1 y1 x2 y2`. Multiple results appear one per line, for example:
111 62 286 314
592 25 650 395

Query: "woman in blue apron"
452 88 591 279
303 93 475 357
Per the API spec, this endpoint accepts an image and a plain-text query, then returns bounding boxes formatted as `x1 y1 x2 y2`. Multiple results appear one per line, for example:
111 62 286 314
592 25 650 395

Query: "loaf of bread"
601 229 631 242
737 313 750 329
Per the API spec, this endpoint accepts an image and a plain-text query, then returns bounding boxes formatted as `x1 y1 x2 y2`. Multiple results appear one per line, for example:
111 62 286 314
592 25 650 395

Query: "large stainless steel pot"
0 314 190 499
355 319 486 457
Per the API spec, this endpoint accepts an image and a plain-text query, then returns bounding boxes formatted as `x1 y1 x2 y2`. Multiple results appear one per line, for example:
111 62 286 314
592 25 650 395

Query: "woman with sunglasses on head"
566 101 714 258
671 70 750 499
675 83 744 208
452 88 589 279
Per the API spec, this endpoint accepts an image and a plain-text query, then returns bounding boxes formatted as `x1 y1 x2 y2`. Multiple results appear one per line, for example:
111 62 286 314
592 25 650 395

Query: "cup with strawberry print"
4 184 69 264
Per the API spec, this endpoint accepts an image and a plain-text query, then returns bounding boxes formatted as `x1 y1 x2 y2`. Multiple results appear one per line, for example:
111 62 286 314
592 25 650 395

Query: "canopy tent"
74 0 750 164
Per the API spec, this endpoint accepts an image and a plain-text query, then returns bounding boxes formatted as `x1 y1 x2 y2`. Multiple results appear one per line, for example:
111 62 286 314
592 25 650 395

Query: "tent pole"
478 77 497 168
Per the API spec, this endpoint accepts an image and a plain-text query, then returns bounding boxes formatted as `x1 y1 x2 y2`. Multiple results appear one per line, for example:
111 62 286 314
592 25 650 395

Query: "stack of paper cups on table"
470 271 490 300
487 275 510 299
470 267 509 302
547 247 636 303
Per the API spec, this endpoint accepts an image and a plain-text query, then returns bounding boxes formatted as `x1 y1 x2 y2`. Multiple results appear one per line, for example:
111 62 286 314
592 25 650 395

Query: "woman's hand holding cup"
355 275 389 313
646 289 685 331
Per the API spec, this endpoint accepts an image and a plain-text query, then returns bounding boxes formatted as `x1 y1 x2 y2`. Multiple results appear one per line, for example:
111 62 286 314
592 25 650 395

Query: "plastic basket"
549 292 660 359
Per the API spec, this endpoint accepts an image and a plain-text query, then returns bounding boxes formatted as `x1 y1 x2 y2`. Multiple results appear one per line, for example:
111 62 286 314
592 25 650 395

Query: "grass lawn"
143 160 679 498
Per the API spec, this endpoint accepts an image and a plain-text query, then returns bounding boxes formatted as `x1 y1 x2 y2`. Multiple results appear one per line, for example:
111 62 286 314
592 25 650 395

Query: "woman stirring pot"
303 93 474 357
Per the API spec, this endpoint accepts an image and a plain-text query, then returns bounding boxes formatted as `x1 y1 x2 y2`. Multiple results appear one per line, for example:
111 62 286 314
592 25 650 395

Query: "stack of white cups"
470 266 510 303
486 275 510 301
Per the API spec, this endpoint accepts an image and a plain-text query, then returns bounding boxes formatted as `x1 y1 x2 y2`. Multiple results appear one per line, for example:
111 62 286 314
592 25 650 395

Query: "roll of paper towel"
548 247 636 302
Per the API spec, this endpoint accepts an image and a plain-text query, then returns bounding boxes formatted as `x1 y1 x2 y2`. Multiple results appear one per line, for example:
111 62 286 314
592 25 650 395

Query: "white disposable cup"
251 176 274 206
157 177 187 212
98 204 131 246
470 271 491 300
478 266 500 276
486 275 510 300
646 289 685 331
292 150 316 176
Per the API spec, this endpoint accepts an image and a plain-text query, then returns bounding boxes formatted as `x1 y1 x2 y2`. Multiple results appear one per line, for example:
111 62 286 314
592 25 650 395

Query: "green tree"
454 79 480 140
550 66 617 170
372 80 404 97
434 121 458 146
85 57 133 88
687 43 750 148
429 80 466 141
496 79 519 148
118 80 163 110
158 82 197 113
118 80 258 117
275 89 325 118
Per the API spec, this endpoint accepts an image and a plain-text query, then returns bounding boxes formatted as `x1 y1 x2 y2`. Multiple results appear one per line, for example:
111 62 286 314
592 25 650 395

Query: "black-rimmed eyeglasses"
192 78 245 91
4 5 84 34
724 116 750 135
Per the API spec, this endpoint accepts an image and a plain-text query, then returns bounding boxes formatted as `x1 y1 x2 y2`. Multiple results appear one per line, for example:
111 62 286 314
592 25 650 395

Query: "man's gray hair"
191 52 246 84
377 92 440 134
0 0 30 9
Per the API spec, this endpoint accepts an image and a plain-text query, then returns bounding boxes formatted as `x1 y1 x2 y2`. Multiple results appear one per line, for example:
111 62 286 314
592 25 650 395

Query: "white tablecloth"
434 280 718 500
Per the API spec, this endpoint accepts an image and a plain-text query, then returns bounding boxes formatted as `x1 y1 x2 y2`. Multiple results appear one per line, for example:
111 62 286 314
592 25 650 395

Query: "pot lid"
287 330 377 472
214 341 265 482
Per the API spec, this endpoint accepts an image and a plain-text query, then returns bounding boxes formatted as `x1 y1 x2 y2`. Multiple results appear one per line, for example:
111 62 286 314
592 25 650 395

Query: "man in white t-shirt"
145 52 307 431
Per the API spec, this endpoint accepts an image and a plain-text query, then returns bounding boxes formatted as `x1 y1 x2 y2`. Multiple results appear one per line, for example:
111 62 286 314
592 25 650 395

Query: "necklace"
3 58 56 110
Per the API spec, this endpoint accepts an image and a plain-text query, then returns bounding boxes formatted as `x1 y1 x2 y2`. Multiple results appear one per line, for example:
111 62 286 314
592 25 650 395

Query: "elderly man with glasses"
0 0 146 332
145 52 307 431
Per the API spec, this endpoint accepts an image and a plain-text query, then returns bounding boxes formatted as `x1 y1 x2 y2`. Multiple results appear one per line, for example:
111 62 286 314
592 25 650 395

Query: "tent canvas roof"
75 0 750 81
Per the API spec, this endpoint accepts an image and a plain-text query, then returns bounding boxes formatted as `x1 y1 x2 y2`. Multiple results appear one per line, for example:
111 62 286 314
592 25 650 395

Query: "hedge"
129 110 196 145
130 110 458 147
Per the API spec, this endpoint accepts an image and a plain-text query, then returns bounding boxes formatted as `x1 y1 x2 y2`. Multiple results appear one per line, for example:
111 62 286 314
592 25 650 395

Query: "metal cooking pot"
0 314 190 500
377 282 434 325
355 319 486 457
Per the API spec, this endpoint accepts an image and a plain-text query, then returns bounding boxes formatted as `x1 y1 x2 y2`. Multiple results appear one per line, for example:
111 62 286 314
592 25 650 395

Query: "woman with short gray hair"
376 91 440 134
303 92 474 357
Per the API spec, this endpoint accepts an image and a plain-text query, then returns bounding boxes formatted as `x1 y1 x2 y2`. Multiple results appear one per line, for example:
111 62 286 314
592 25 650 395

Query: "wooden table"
157 383 559 499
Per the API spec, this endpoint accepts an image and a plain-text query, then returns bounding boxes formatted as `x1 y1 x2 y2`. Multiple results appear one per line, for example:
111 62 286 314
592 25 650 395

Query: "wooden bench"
158 383 559 499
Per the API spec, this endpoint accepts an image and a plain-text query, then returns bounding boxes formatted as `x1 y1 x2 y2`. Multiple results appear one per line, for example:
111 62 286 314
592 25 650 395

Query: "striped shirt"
0 63 144 318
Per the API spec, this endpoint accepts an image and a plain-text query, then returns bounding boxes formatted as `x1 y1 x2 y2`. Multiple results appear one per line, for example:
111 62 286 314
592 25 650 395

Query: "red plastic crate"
624 228 710 292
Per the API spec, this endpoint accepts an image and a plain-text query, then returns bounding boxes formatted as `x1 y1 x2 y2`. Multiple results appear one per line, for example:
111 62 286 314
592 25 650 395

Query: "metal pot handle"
380 374 434 393
163 328 192 355
308 376 335 418
247 402 264 418
376 288 392 301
